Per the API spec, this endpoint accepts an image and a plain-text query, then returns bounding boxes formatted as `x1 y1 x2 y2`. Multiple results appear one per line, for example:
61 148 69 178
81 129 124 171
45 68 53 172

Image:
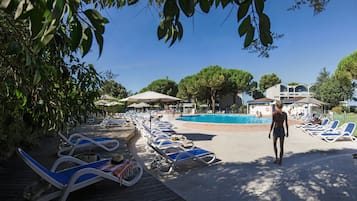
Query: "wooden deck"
0 130 185 201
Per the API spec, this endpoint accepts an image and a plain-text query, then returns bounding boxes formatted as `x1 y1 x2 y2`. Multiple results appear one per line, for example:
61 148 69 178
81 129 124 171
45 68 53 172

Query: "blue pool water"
176 114 271 124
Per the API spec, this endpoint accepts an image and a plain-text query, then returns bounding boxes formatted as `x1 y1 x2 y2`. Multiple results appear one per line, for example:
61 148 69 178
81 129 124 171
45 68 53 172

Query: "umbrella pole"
149 110 152 130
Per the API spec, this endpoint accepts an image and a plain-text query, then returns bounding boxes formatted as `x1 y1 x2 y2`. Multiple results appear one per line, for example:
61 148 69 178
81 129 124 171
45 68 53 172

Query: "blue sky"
85 0 357 93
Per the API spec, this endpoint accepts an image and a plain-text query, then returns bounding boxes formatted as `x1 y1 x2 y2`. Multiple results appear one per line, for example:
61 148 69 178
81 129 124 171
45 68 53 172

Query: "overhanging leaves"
94 31 104 57
157 21 167 40
238 15 251 37
163 0 179 17
82 27 93 57
178 0 195 17
70 19 83 51
254 0 264 15
199 0 213 13
259 13 272 46
237 0 251 22
244 26 254 48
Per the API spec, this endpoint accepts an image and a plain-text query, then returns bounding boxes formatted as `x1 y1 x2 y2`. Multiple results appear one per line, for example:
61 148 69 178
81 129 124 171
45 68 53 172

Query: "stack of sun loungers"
98 117 130 128
17 122 143 200
134 116 217 175
305 120 340 136
318 122 356 143
295 118 357 143
297 118 330 132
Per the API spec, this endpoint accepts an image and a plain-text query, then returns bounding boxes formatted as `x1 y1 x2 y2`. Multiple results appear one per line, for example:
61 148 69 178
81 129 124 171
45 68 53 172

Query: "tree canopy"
141 78 178 97
176 66 253 112
177 75 201 102
0 10 101 158
312 67 353 107
310 67 330 97
259 73 281 91
335 50 357 80
101 80 128 99
318 74 353 106
197 65 227 113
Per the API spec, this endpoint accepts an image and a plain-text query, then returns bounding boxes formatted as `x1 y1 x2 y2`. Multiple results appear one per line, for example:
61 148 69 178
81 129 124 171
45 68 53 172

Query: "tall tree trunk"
211 90 216 113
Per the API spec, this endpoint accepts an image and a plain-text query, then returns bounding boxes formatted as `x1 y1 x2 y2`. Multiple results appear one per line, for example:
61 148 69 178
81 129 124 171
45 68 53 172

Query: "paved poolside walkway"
132 114 357 201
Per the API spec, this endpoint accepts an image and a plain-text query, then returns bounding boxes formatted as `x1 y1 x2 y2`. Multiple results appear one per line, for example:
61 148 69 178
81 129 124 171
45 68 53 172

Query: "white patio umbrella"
120 91 181 103
95 99 109 106
120 91 181 128
95 100 122 107
105 101 122 106
127 103 138 108
100 94 117 101
95 96 122 117
134 102 151 108
293 97 327 114
294 97 327 106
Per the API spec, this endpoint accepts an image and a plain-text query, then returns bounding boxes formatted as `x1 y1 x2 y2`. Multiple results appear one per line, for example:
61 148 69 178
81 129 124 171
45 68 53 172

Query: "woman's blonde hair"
275 100 283 109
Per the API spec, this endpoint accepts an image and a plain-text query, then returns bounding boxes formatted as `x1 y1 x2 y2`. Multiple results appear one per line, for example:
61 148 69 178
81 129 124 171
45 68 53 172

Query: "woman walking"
268 100 289 165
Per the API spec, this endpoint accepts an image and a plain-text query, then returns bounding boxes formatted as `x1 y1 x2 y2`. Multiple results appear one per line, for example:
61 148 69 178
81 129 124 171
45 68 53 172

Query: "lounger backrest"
147 142 176 161
147 142 166 156
167 148 210 161
321 118 329 126
18 148 110 188
17 148 64 188
345 122 356 135
330 120 340 129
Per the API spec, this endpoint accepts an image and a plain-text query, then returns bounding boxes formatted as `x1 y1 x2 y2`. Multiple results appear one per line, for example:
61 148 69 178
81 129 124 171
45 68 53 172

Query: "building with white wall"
247 83 314 116
266 84 312 100
247 98 275 116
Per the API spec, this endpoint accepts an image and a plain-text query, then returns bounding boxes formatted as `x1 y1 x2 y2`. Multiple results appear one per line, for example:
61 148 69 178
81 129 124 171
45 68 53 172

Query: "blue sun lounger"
18 148 143 201
307 120 340 136
300 118 329 130
57 132 120 156
149 144 216 175
320 122 356 143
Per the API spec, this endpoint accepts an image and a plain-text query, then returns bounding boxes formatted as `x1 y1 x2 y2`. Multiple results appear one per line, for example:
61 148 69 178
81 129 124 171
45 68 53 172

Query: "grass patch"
333 113 357 136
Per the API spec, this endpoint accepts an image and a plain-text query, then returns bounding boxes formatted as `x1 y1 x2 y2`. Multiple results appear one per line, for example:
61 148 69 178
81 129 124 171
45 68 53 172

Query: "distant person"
256 111 262 118
311 115 321 125
268 100 289 165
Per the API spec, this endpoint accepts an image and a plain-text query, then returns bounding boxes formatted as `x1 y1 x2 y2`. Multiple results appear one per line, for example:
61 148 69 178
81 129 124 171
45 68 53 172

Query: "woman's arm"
285 113 289 137
269 114 275 139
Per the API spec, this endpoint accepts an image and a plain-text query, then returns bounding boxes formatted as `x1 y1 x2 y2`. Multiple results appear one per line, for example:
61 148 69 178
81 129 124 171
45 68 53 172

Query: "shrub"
332 106 343 114
230 104 238 113
343 106 350 113
239 105 247 114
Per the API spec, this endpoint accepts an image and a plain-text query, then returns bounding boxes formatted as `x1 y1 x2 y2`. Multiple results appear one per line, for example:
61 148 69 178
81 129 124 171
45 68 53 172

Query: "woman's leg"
278 136 285 165
273 136 278 163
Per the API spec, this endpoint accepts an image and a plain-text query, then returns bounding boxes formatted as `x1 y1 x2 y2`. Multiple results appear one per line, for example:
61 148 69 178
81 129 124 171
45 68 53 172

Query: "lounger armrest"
67 133 88 142
58 132 72 144
153 134 170 141
68 162 142 187
51 156 87 171
66 168 110 187
329 128 342 133
69 134 119 150
162 146 182 153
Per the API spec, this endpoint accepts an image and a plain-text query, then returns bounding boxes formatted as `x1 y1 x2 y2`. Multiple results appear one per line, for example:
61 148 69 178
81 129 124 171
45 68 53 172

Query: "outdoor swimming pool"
176 114 271 124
